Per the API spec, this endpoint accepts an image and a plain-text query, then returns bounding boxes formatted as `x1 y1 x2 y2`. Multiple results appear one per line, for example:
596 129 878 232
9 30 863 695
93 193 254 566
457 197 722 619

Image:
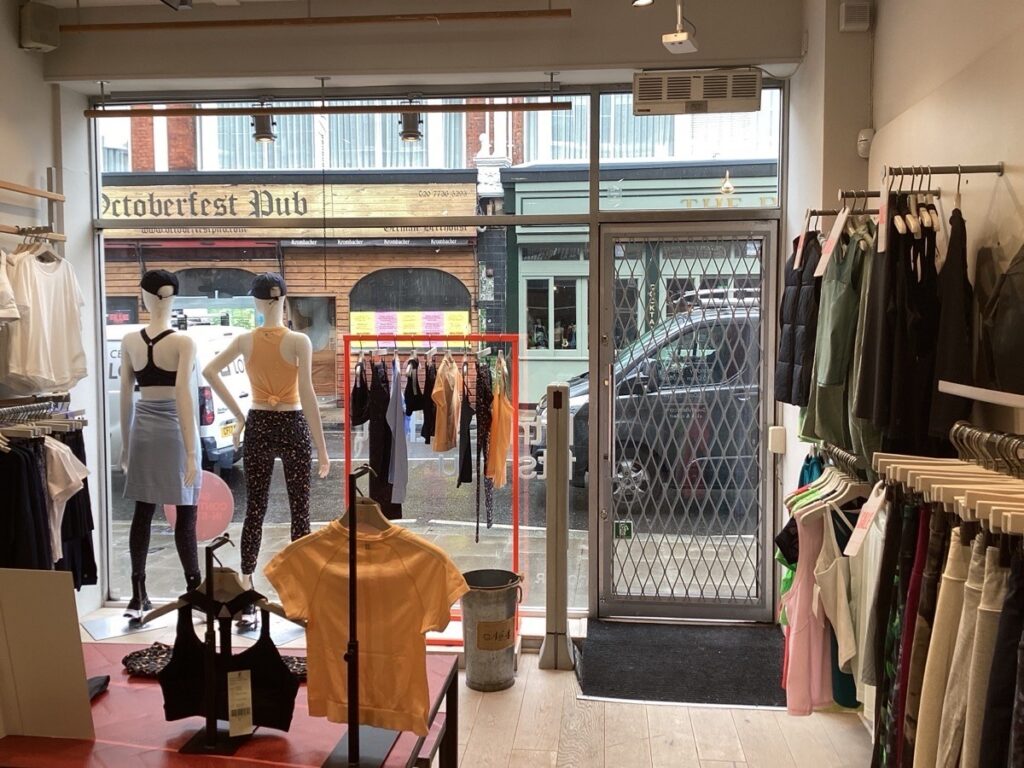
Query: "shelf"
938 380 1024 409
0 179 65 203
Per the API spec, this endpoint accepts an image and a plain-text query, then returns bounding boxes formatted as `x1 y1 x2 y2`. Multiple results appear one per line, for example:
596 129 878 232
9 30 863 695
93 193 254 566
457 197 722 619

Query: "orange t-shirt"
265 521 468 736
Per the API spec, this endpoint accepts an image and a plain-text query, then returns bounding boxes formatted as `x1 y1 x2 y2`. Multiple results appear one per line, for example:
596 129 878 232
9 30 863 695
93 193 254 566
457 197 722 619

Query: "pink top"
781 511 833 715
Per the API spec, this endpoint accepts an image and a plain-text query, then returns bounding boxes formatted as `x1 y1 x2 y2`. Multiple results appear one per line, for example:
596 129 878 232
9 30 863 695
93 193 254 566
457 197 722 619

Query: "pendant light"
400 109 423 143
251 101 277 143
632 0 654 6
720 170 735 195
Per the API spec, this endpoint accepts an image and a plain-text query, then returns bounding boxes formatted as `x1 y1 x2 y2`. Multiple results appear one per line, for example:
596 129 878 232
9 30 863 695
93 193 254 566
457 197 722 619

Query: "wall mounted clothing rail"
837 189 941 201
811 208 879 217
0 180 65 204
85 101 571 119
63 8 572 34
882 163 1004 177
0 170 66 245
0 225 67 243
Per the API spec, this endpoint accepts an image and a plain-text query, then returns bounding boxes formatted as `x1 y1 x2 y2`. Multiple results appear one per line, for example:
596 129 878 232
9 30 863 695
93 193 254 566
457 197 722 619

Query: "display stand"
178 534 253 756
322 465 401 768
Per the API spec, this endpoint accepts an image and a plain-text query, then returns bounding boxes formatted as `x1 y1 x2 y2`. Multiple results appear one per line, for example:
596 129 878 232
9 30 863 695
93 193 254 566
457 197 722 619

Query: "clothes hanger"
139 566 298 626
339 467 392 533
905 167 922 238
955 165 963 209
919 167 934 228
893 172 909 235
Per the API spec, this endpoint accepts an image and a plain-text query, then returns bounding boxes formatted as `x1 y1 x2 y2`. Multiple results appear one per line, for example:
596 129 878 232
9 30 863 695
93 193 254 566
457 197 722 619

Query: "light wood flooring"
457 654 872 768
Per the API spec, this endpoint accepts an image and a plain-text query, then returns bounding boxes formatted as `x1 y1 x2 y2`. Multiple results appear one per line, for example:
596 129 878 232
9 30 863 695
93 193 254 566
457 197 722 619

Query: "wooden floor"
459 655 872 768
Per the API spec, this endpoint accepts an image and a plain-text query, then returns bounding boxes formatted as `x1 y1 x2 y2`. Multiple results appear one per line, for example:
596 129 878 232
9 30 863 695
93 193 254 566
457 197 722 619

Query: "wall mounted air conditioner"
632 68 762 116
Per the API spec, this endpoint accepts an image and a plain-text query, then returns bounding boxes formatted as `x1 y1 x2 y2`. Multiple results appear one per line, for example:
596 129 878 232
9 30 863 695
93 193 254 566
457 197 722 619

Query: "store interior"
1 0 1023 766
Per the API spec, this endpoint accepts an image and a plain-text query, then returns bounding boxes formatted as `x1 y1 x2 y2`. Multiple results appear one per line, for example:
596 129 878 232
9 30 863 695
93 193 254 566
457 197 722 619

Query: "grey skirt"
124 399 202 506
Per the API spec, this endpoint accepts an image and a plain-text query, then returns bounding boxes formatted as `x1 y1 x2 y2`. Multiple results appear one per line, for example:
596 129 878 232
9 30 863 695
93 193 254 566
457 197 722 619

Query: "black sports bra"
158 593 299 731
134 329 178 387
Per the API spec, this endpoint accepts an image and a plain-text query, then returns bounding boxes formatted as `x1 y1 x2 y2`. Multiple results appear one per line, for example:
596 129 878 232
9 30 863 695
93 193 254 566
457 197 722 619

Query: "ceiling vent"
839 1 872 32
632 68 762 116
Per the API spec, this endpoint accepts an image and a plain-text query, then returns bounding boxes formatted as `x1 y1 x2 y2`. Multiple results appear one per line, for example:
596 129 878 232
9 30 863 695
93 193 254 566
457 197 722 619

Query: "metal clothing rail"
810 208 879 217
883 163 1004 177
342 333 521 648
837 188 941 201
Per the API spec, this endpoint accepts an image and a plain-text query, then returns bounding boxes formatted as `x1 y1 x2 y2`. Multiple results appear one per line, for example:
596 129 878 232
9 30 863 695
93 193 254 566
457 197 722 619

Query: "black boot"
124 573 152 621
185 572 201 593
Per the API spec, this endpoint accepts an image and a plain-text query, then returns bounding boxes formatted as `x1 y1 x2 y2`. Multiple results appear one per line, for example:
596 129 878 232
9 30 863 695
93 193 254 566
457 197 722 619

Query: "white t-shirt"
42 436 89 563
0 250 19 322
4 247 86 394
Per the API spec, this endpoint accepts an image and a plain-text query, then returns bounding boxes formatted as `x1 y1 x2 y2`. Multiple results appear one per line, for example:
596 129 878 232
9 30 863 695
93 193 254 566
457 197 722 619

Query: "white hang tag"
844 481 887 557
794 208 812 270
815 207 850 278
877 195 890 252
227 670 254 737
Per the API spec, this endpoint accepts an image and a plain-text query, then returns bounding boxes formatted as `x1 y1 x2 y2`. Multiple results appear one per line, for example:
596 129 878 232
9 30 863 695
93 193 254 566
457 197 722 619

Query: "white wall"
0 6 104 617
871 0 1024 432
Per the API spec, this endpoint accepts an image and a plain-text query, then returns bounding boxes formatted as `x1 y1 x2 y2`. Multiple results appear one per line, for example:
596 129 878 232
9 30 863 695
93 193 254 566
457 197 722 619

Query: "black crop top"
158 593 299 732
134 329 178 387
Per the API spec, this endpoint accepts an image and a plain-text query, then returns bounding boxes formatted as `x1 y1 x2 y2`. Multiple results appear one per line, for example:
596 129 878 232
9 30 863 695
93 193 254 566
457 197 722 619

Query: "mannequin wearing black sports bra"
134 328 179 387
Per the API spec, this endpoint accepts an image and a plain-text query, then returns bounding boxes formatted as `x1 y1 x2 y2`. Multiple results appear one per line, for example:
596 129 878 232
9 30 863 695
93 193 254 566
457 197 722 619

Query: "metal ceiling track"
62 8 571 34
84 101 571 119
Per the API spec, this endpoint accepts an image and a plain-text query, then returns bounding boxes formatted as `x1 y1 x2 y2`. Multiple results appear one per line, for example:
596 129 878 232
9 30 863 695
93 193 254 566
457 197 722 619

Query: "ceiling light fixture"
720 170 735 195
251 105 276 143
632 0 654 7
400 108 423 143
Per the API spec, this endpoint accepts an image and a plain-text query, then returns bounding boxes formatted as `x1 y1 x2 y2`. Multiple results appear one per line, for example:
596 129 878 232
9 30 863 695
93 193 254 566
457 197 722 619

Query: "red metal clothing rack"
341 333 522 629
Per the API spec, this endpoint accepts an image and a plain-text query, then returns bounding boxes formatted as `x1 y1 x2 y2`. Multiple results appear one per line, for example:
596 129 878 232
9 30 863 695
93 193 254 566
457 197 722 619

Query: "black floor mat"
577 620 787 707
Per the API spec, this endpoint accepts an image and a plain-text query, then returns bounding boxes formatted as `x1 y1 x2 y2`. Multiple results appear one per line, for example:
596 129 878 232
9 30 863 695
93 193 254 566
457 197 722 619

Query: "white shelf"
938 380 1024 409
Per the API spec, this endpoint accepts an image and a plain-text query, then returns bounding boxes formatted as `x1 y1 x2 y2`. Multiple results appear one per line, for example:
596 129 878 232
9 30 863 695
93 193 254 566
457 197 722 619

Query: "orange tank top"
247 327 300 406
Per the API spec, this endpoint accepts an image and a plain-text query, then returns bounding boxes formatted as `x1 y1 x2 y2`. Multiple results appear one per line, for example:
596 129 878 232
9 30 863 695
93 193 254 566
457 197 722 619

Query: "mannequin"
202 272 329 625
120 270 201 620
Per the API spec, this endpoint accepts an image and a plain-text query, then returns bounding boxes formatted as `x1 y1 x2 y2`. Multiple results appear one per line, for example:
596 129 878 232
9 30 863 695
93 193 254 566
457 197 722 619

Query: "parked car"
106 324 252 473
534 305 761 513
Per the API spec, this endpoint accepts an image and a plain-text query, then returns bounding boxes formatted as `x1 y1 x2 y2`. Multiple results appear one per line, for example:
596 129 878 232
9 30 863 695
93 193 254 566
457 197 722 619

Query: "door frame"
591 218 780 621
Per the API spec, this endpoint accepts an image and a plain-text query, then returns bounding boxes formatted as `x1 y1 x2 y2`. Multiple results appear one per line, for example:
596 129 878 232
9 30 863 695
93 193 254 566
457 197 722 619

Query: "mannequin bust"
119 270 202 620
202 273 328 624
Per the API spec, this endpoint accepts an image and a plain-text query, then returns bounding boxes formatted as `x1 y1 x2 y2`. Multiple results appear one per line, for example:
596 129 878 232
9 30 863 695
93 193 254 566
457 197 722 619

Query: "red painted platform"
0 643 457 768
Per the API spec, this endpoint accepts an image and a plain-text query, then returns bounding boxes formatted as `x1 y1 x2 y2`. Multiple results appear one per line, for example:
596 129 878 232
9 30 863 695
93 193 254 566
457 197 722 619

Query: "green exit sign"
614 520 634 540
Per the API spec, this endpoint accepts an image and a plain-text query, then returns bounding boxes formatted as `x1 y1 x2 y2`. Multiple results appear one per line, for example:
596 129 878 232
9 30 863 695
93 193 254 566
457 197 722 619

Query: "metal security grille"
598 225 772 620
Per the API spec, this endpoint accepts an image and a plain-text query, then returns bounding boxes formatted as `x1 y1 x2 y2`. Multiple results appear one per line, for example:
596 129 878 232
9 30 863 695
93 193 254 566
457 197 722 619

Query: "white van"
106 324 252 472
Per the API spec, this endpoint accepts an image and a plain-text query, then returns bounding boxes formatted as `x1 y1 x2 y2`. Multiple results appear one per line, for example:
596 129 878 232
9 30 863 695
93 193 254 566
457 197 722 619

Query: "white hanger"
139 567 298 626
340 495 393 534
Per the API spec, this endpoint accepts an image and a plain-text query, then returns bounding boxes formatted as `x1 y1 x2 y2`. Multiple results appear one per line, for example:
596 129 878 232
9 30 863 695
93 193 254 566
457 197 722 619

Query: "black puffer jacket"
775 234 822 406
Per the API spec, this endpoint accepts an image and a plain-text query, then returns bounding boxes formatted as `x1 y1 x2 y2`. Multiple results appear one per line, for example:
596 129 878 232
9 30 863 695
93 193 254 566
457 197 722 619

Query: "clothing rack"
0 170 66 245
820 441 866 479
882 163 1004 177
837 188 941 201
810 208 879 217
949 420 1024 477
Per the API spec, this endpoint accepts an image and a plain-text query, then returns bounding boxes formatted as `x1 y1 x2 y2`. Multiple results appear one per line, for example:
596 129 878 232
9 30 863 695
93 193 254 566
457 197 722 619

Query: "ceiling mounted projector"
664 0 698 54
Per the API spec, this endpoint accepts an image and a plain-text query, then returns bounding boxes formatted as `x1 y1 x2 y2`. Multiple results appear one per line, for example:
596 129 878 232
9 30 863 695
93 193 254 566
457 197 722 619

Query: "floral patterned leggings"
240 410 312 575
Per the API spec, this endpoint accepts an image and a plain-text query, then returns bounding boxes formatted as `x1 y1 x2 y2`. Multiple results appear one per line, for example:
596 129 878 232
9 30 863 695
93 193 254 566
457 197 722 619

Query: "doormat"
576 620 787 707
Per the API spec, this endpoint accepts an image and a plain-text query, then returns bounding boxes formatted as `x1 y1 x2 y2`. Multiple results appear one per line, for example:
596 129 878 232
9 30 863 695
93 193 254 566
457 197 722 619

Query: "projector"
662 30 698 54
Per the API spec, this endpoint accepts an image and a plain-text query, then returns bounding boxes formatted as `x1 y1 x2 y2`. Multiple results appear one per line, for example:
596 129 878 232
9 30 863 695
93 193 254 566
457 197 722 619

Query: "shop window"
328 100 465 169
105 296 138 326
665 277 697 315
614 279 639 348
173 267 259 298
205 102 315 171
525 279 550 349
350 268 470 312
523 276 585 352
553 279 577 350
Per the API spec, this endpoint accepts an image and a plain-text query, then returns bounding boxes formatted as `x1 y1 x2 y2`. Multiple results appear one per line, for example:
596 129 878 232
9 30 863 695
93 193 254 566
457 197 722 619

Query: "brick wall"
167 107 197 171
130 110 154 172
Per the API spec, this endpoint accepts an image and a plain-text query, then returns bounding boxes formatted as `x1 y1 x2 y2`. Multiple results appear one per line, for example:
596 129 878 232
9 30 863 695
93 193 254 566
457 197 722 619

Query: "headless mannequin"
120 287 201 618
203 294 329 611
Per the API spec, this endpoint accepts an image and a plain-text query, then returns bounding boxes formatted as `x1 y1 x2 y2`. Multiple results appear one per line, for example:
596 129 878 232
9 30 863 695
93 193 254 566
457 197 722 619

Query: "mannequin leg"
280 414 313 542
126 501 156 617
173 504 201 589
240 414 275 575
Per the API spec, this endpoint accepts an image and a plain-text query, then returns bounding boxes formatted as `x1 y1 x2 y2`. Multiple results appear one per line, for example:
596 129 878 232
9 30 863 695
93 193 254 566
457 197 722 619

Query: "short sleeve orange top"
264 521 468 736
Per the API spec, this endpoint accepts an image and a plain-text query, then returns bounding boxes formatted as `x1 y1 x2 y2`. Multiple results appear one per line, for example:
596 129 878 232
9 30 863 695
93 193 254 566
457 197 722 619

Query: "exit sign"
614 520 634 540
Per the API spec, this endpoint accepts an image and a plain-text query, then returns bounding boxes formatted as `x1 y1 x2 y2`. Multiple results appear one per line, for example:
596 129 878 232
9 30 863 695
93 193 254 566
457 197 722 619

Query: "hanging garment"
863 485 901 689
350 360 370 427
0 250 19 322
476 361 495 538
132 329 178 388
487 360 513 490
430 357 460 452
913 527 972 768
781 508 833 715
0 441 52 570
421 362 437 444
855 194 902 430
961 546 1010 768
973 246 1002 389
2 247 86 394
928 209 973 437
983 245 1024 394
53 429 98 588
936 535 987 767
124 399 202 506
802 222 871 448
158 604 299 731
41 435 88 564
849 236 884 470
456 378 474 488
978 553 1024 767
404 356 425 415
386 356 409 504
775 234 823 406
901 508 951 767
246 326 300 407
368 362 401 519
820 504 861 709
893 505 932 766
265 519 469 736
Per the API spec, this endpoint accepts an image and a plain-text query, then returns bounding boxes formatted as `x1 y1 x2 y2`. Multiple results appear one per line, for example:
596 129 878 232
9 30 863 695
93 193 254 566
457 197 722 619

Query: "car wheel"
612 452 652 505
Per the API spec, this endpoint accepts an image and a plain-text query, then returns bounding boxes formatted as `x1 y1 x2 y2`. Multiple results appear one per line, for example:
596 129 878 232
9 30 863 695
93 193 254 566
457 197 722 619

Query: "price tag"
227 670 254 737
815 207 850 278
844 481 887 557
794 209 812 270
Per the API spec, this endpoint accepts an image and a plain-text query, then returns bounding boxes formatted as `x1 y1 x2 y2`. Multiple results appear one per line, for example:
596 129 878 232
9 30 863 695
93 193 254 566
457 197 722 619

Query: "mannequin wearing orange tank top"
202 273 330 626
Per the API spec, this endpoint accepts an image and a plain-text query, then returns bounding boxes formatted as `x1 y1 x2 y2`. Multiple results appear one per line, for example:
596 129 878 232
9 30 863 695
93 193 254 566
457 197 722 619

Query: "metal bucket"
461 569 521 692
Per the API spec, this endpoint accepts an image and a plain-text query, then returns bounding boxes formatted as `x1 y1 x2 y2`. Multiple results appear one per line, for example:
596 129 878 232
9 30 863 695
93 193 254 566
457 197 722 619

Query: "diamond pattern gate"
596 222 776 620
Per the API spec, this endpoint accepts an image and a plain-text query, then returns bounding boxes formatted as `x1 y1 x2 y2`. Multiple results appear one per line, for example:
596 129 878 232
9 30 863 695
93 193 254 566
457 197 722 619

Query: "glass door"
595 221 777 620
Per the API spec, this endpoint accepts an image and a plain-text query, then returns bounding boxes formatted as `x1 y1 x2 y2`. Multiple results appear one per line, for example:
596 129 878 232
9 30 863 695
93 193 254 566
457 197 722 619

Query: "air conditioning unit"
20 2 60 53
632 68 762 116
840 1 872 32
